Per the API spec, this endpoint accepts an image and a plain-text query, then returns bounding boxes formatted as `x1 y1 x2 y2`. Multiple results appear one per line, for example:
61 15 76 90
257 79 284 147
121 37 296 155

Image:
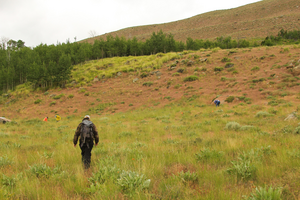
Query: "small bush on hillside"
225 62 234 68
174 84 182 89
34 99 42 104
293 126 300 134
143 82 153 87
255 111 273 118
227 150 259 181
214 67 224 72
251 66 260 71
237 96 246 101
67 94 74 99
183 75 199 82
49 101 56 106
200 67 207 71
116 170 150 196
53 94 64 99
140 73 148 78
225 96 235 103
172 72 180 76
0 155 14 168
1 173 23 188
225 122 241 131
78 88 86 93
29 164 61 178
177 171 198 184
246 185 282 200
195 148 224 161
280 47 289 53
221 77 228 81
240 125 256 131
221 57 231 62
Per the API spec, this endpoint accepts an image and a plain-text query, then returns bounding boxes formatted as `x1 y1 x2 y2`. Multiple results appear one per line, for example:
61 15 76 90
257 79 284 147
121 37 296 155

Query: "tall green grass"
0 96 299 199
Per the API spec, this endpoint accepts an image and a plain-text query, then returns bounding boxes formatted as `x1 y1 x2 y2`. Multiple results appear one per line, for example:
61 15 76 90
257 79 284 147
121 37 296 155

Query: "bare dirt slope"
3 45 300 120
82 0 300 44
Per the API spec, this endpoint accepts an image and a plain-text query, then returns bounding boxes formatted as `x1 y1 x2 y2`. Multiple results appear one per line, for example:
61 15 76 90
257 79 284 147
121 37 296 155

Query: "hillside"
2 44 300 120
81 0 300 44
2 45 300 199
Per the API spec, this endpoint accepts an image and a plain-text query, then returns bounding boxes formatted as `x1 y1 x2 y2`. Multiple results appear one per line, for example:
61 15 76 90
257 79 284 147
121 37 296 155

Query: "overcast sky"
1 0 261 47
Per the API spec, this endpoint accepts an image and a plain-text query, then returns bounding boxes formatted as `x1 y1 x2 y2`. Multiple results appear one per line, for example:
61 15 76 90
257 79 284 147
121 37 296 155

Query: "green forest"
0 29 299 94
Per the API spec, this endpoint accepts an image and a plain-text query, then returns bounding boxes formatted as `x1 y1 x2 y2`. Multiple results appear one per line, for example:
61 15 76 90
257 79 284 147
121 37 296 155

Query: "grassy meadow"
1 95 300 199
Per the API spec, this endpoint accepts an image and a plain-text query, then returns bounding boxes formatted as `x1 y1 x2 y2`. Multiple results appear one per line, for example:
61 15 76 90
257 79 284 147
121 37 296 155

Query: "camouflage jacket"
73 119 99 145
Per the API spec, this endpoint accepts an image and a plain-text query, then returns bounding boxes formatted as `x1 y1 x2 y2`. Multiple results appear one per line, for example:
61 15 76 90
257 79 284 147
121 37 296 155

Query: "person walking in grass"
73 115 99 169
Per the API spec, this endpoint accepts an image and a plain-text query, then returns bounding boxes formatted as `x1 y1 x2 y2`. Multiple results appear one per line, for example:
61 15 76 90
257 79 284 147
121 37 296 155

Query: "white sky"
0 0 261 47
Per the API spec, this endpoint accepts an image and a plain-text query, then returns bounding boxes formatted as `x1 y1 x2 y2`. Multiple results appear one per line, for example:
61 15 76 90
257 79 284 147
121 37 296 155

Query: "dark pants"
80 141 94 169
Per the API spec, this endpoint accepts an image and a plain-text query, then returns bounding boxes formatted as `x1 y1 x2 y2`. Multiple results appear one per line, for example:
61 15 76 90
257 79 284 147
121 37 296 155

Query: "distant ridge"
82 0 300 44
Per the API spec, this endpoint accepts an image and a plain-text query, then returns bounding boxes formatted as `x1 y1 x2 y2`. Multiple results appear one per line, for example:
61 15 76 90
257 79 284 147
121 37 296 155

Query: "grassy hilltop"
1 44 300 199
83 0 300 44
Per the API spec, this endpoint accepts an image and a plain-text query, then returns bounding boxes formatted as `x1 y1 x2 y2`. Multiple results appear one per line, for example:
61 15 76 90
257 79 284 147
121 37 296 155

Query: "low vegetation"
1 95 300 199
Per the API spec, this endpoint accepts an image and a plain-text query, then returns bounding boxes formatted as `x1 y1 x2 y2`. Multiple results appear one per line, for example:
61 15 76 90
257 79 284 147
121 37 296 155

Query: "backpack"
80 120 94 147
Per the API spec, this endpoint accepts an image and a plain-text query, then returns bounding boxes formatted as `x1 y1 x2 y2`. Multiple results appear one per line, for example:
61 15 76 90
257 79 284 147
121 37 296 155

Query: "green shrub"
1 173 22 188
183 75 199 82
174 84 182 89
29 164 61 178
227 151 258 181
143 82 153 87
172 72 180 76
88 165 120 186
200 67 207 71
214 67 224 72
49 101 56 106
195 148 224 161
240 125 256 131
225 96 235 103
221 57 231 62
246 185 282 200
0 155 14 168
68 94 74 99
225 122 241 131
293 126 300 134
140 73 148 78
225 62 234 68
255 111 273 118
237 96 246 101
251 66 260 71
53 94 64 99
116 170 150 195
177 171 198 184
34 99 42 104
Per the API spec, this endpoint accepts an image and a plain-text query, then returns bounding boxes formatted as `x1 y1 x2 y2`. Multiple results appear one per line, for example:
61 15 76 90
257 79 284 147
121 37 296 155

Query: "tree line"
0 29 299 94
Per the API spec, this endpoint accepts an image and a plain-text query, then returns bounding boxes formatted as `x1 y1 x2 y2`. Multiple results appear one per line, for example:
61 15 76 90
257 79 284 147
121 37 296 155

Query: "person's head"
83 115 90 120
